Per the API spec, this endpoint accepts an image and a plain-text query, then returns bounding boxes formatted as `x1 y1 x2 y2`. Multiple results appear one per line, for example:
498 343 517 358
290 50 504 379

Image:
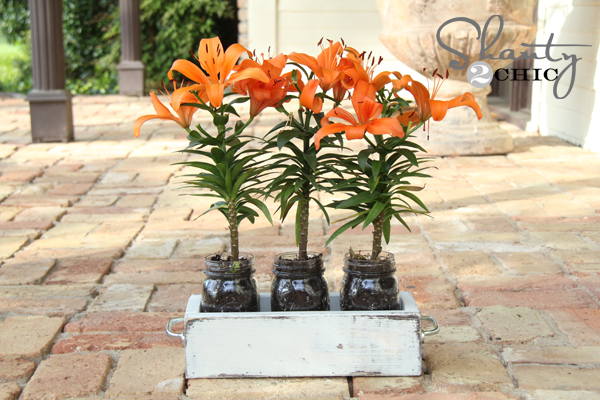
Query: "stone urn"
376 0 538 155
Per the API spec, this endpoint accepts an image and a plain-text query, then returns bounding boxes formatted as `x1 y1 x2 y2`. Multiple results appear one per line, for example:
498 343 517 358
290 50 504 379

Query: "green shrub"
0 0 237 94
0 39 32 93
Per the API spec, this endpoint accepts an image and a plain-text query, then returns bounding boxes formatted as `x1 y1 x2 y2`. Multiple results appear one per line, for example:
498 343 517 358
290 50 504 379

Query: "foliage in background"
0 0 237 94
0 37 31 93
0 0 31 93
141 0 236 90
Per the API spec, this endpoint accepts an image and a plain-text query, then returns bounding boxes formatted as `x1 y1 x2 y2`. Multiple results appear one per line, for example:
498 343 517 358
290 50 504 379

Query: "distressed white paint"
529 0 600 151
182 292 423 378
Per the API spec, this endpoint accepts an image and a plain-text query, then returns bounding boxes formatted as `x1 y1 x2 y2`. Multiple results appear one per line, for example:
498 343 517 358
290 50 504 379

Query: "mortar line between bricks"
428 156 535 396
2 152 72 263
544 250 600 308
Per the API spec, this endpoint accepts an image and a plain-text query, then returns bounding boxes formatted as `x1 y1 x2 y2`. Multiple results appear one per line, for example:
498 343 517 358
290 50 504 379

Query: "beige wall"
245 0 600 152
245 0 415 75
529 0 600 151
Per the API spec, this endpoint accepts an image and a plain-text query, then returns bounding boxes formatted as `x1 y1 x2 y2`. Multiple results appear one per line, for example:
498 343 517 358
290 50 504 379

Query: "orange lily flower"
133 84 207 138
394 70 483 132
342 47 392 91
167 37 269 108
288 40 345 93
299 79 323 114
314 81 403 150
233 53 293 117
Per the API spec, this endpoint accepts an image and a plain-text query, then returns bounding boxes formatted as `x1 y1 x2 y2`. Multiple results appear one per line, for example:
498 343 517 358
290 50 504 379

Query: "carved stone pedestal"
376 0 537 156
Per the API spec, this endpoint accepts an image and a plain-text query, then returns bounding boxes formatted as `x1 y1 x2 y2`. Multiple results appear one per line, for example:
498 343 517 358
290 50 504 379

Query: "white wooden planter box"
166 292 438 378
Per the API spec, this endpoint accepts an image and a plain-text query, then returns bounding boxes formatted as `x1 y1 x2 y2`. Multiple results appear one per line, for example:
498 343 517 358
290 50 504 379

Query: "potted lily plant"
320 67 483 310
135 37 274 312
135 35 482 314
255 40 356 311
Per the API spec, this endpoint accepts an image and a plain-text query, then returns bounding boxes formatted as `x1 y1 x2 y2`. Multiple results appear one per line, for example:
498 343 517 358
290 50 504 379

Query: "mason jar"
340 250 400 311
271 252 329 311
201 252 259 312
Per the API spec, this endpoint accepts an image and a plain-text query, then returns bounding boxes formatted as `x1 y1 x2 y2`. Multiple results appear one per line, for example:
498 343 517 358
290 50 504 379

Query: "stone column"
26 0 73 142
118 0 145 95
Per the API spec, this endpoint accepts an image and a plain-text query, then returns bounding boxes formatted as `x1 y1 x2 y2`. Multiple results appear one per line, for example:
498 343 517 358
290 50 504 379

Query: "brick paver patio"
0 94 599 399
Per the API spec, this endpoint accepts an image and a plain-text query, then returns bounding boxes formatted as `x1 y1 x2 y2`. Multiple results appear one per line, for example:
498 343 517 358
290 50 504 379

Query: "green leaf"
235 120 244 135
225 169 232 193
393 214 412 232
266 120 289 137
222 104 240 118
303 152 317 171
313 198 330 225
213 113 229 126
277 129 301 150
363 201 386 229
197 201 228 219
281 195 299 221
228 96 250 105
372 159 383 178
210 148 225 163
358 149 372 172
325 215 365 246
244 197 273 225
383 217 391 244
181 102 212 112
231 169 256 197
397 148 418 166
368 175 379 193
337 191 379 209
398 190 430 212
179 161 221 176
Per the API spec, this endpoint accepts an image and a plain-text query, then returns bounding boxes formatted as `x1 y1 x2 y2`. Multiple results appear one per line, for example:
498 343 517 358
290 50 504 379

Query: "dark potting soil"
201 253 258 313
340 251 400 311
271 252 330 312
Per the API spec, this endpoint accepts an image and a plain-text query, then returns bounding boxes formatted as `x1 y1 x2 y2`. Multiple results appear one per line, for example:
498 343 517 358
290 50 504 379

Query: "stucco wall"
529 0 600 151
243 0 600 152
242 0 414 75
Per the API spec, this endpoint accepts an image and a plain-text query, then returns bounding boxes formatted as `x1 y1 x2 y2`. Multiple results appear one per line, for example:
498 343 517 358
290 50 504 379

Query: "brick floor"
1 95 599 397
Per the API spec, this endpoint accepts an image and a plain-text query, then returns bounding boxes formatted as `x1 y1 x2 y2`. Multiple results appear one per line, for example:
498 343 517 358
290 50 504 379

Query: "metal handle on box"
420 315 439 339
166 317 185 342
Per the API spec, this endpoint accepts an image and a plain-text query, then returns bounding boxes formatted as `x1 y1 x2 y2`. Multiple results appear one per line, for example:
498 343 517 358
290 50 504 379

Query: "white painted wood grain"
183 292 423 378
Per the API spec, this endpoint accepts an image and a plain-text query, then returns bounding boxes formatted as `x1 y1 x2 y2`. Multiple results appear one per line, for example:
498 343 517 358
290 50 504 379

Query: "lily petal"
288 52 319 72
367 117 404 138
429 99 450 121
447 92 483 119
168 59 210 85
228 68 269 84
205 83 226 108
150 92 172 116
222 43 252 80
300 79 323 113
371 71 392 90
198 37 225 82
345 124 368 141
170 85 206 111
396 108 420 127
322 106 358 126
314 122 349 150
134 114 177 138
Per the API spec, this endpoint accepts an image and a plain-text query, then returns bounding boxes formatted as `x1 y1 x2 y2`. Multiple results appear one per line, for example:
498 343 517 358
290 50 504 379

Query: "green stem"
228 200 239 262
371 211 384 260
298 197 309 261
234 116 254 135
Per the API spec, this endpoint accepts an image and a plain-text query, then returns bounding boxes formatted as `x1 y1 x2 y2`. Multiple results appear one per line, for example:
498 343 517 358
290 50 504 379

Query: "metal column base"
118 61 145 96
26 90 74 143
